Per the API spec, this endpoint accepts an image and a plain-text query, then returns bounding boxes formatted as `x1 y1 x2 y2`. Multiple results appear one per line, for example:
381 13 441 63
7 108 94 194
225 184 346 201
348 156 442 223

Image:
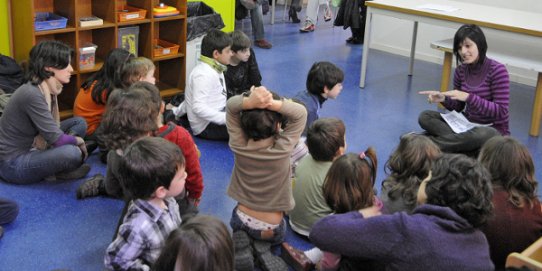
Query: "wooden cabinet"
11 0 187 118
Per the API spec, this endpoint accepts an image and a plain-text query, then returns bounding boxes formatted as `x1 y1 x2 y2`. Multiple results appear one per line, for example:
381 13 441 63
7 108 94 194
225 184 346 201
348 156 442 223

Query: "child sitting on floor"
288 118 346 236
310 153 495 271
283 149 380 271
225 30 262 98
153 215 234 271
170 29 233 140
227 87 306 271
104 137 186 270
380 133 441 214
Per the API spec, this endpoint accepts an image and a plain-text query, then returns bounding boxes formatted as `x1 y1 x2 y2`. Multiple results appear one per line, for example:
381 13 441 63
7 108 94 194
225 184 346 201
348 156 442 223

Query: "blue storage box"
35 12 68 31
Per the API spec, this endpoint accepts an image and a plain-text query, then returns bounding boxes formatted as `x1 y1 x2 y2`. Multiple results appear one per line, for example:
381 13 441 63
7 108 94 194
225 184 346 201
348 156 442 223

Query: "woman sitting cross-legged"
0 40 89 184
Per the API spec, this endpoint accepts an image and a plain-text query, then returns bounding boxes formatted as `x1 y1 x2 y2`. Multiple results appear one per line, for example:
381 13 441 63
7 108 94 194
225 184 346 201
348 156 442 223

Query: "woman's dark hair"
81 48 133 105
425 154 493 228
240 91 286 141
479 136 538 208
306 61 344 95
453 24 488 66
98 87 158 150
153 215 234 271
306 118 346 161
382 134 441 210
201 29 233 58
119 137 185 199
26 40 73 85
323 149 378 214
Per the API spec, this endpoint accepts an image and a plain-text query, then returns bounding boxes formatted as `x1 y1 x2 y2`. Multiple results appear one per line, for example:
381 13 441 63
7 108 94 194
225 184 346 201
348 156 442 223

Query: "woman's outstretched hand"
419 90 445 104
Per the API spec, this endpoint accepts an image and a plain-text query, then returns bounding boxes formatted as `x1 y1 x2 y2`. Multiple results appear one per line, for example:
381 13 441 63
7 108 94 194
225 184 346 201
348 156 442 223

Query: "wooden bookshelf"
11 0 187 117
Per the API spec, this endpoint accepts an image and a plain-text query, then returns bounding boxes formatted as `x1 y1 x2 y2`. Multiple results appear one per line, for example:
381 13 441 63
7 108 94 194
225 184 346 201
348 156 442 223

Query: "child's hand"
419 90 445 104
358 205 382 218
247 86 272 109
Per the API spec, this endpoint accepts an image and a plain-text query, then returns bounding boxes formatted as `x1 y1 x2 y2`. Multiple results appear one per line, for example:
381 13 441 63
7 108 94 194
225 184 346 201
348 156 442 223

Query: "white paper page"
440 111 491 133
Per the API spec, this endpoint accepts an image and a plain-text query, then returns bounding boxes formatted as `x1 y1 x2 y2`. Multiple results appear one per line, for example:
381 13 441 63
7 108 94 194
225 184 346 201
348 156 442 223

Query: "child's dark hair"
240 91 286 141
479 136 538 208
26 40 74 85
98 87 158 150
306 118 346 161
201 29 233 58
82 48 134 105
453 24 488 66
230 30 251 52
153 215 234 271
323 149 378 214
120 57 155 88
119 137 185 200
382 133 441 210
306 61 344 95
425 154 493 228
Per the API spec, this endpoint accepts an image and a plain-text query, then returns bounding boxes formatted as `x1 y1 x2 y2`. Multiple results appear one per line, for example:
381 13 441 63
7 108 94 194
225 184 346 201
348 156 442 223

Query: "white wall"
368 0 541 87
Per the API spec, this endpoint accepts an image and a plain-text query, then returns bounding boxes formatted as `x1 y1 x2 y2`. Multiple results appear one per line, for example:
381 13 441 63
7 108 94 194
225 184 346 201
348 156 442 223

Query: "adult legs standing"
250 3 273 49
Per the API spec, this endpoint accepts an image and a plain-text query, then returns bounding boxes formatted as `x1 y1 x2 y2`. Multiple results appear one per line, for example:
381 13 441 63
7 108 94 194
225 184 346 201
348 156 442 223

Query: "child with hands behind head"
227 86 307 271
418 24 509 155
310 153 495 271
104 137 186 271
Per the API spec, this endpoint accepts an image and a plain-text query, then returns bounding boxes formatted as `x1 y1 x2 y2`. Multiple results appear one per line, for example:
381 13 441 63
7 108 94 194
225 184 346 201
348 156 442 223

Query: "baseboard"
369 42 538 87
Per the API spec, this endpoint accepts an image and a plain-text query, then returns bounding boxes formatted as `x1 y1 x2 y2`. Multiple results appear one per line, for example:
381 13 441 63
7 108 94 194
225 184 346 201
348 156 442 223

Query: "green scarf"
199 55 227 73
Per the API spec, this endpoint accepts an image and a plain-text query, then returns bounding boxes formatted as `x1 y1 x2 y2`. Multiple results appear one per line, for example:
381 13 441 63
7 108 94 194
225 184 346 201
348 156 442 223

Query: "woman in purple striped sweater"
418 24 509 154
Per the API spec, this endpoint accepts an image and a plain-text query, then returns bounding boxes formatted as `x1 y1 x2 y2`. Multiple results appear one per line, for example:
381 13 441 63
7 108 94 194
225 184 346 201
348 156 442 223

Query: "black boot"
288 6 300 23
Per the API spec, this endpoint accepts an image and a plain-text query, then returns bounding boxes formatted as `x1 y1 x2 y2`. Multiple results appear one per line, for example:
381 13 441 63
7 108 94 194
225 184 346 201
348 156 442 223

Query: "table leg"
408 21 418 76
440 52 452 92
360 8 373 88
271 0 276 24
529 72 542 136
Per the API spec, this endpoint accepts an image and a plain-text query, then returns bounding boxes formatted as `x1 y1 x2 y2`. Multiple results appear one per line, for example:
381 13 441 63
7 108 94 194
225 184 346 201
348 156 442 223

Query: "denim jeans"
418 110 500 154
60 117 87 137
249 3 265 40
0 144 82 184
230 207 286 245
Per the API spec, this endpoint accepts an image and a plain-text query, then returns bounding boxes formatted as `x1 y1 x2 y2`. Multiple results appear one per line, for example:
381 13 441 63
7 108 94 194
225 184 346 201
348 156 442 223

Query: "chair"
506 237 542 271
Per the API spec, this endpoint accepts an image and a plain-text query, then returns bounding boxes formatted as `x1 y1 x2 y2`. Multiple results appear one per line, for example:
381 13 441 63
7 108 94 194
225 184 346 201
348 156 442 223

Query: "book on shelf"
79 16 103 27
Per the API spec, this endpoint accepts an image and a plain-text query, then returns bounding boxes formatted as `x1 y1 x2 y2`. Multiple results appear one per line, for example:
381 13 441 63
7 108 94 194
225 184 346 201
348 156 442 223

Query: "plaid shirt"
104 198 182 271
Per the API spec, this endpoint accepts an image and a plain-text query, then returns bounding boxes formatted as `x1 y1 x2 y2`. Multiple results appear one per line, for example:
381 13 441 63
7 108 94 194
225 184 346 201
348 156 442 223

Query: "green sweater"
289 155 333 235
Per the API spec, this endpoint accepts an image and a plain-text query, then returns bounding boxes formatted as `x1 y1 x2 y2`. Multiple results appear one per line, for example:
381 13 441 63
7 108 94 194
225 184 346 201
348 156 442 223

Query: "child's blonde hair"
120 57 155 88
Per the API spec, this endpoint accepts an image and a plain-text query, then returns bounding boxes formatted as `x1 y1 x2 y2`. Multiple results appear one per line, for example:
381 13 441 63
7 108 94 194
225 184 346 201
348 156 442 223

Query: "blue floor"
1 7 541 270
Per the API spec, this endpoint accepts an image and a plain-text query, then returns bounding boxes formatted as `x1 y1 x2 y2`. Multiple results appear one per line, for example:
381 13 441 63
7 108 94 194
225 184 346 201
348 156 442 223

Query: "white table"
360 0 542 136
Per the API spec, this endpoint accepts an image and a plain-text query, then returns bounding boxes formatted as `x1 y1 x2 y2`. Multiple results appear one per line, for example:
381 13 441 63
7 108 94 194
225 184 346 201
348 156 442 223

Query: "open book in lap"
440 111 492 134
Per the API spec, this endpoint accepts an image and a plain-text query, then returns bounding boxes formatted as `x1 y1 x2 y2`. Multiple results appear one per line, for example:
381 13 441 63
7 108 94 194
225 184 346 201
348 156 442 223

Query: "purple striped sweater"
444 58 510 135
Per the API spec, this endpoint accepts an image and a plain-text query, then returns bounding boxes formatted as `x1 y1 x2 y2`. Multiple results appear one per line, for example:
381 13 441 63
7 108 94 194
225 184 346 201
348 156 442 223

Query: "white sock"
304 247 323 264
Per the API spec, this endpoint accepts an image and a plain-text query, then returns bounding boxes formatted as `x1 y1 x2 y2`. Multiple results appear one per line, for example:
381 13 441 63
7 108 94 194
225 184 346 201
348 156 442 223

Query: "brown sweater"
226 95 307 212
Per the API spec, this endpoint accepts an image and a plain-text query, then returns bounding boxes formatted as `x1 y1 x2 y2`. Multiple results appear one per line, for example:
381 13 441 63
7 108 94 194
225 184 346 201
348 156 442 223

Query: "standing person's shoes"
300 20 315 32
255 39 273 49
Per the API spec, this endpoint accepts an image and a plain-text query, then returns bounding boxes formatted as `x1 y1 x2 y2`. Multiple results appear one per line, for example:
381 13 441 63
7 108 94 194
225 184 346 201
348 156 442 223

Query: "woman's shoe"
323 7 333 22
288 7 300 23
299 21 315 32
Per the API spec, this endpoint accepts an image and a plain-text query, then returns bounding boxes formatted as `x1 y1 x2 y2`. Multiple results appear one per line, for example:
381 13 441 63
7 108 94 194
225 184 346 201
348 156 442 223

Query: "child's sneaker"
233 231 254 271
253 240 288 271
299 20 315 32
76 173 106 199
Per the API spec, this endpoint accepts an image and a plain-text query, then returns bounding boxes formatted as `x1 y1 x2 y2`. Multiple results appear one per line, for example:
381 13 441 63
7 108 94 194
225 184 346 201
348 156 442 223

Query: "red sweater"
158 123 203 200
